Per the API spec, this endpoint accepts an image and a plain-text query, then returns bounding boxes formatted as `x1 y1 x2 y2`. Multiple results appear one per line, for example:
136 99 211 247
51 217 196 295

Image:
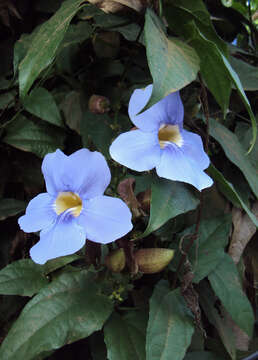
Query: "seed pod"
134 248 174 274
88 95 110 114
105 248 126 272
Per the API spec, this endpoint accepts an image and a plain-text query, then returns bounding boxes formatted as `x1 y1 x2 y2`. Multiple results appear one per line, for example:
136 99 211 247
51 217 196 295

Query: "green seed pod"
105 248 126 272
134 248 174 274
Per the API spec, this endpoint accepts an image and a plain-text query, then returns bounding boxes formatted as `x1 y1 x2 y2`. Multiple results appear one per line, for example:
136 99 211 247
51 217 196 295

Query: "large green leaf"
3 115 65 158
81 111 114 159
142 178 199 237
23 87 63 127
198 283 236 360
208 254 254 337
0 271 113 360
184 352 225 360
0 259 48 297
61 21 93 47
165 0 227 54
43 254 82 275
209 165 258 227
144 8 199 109
188 26 231 115
146 281 194 360
209 118 258 198
220 54 257 152
18 0 84 98
230 56 258 91
164 4 256 150
171 215 232 283
104 310 147 360
0 199 26 220
165 4 231 115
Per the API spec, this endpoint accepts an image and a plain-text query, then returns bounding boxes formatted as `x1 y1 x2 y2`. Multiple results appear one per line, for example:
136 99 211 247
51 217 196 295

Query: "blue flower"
110 85 213 191
18 149 132 264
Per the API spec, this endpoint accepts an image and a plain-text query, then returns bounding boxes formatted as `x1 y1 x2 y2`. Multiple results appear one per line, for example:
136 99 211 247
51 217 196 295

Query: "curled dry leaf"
110 0 144 12
117 178 142 218
86 0 144 13
229 202 258 264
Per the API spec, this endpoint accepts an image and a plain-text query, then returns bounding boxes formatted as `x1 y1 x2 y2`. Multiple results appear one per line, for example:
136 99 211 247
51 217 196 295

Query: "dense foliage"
0 0 257 359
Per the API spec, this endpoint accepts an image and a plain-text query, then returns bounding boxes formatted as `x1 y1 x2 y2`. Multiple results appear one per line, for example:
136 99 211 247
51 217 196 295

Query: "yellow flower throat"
55 192 82 217
158 124 183 149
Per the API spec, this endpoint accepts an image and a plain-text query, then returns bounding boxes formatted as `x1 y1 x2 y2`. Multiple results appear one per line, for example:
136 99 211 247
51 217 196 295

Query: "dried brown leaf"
117 178 142 218
229 202 258 264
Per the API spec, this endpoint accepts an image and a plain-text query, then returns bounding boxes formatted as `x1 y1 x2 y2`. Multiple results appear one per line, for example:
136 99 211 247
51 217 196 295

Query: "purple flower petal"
77 196 132 244
128 85 184 132
30 219 86 264
62 149 111 199
156 145 213 191
181 130 210 170
42 149 111 199
110 129 161 171
42 149 68 196
18 193 56 232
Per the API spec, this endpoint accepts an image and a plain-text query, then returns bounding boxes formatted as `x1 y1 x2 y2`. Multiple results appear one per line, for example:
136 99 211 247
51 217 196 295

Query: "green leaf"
144 8 199 109
43 254 82 275
61 90 82 133
23 87 64 127
230 56 258 91
184 351 225 360
0 271 113 360
142 177 199 237
0 259 48 296
198 283 236 360
81 111 114 158
146 281 194 360
18 0 84 98
220 54 257 153
165 4 231 114
164 4 256 149
188 25 231 115
3 115 65 158
165 1 227 54
0 92 15 110
208 254 254 337
0 198 26 220
171 215 232 283
61 21 93 47
13 28 41 77
209 165 258 227
209 118 258 199
104 310 148 360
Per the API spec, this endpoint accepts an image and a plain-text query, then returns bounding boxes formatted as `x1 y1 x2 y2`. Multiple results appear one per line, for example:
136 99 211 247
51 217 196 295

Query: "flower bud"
134 248 174 274
105 248 126 272
88 95 110 114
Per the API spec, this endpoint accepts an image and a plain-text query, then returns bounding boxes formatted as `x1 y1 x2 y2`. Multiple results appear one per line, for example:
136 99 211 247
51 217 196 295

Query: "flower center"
55 192 82 217
158 124 183 149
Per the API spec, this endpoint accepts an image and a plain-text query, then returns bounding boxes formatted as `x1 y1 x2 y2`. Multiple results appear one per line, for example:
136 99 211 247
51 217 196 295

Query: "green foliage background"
0 0 257 359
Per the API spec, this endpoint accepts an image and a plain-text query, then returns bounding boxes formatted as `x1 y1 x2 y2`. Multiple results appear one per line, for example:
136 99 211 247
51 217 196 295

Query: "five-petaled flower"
110 85 213 191
18 149 132 264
